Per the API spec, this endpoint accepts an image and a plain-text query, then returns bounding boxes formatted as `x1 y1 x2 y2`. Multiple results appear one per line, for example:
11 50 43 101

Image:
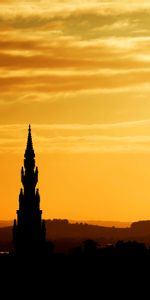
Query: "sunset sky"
1 1 150 222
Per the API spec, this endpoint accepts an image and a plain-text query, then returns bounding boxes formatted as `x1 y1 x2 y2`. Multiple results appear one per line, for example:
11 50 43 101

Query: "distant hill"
1 219 150 252
70 220 131 228
0 220 131 228
131 220 150 233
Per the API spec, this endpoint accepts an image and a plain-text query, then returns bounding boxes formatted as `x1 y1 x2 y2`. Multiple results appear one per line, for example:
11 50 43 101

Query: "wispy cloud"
0 119 150 131
0 122 150 154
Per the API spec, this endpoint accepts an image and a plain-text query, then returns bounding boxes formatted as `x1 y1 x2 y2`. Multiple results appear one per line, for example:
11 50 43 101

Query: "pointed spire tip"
24 123 35 158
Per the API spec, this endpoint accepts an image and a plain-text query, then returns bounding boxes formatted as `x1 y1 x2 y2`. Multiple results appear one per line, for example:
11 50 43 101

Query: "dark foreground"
0 241 150 298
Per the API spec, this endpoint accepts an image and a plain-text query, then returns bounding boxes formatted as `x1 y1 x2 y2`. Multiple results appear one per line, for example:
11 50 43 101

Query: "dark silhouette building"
13 125 46 254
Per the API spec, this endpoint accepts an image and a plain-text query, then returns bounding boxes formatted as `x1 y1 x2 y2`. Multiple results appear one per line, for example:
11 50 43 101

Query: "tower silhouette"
13 125 46 254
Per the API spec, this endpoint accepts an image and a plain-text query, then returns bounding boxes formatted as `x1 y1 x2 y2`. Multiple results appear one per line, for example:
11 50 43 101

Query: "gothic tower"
13 125 46 254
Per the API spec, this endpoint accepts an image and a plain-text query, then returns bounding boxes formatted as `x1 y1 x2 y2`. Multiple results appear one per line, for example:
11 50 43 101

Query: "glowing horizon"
1 1 150 222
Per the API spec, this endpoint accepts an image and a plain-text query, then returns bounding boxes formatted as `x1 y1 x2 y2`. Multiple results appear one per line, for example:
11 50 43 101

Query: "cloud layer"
0 121 150 154
0 0 150 108
0 1 150 152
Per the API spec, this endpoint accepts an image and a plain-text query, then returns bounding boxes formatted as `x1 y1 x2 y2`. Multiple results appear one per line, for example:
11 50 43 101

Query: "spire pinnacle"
25 124 35 158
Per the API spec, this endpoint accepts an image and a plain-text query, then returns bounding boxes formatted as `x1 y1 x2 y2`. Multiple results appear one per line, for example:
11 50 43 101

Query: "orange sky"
1 1 150 221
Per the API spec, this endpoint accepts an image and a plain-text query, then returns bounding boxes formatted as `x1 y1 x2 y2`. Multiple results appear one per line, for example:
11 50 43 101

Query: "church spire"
13 125 46 255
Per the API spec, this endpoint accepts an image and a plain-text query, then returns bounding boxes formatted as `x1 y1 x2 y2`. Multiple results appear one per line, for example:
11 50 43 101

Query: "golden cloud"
0 121 150 154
